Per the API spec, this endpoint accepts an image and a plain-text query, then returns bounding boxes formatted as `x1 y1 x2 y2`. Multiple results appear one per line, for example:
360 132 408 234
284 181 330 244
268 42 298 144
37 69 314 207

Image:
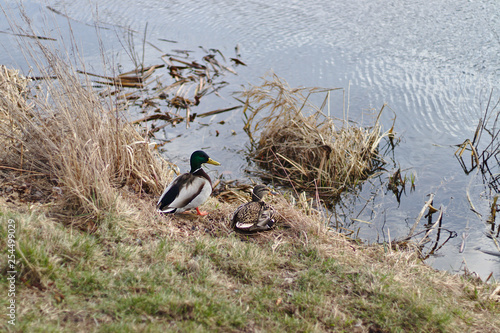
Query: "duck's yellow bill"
207 158 221 166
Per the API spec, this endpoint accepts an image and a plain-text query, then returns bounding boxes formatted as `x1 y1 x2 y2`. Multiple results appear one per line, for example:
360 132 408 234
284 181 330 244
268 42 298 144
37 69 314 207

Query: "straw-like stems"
0 56 174 222
241 74 387 201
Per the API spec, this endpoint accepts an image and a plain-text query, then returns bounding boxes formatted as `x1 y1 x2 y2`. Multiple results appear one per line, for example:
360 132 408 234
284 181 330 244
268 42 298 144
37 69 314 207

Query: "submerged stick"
407 194 435 238
459 232 469 253
196 106 241 118
130 114 173 124
418 205 444 247
466 187 482 218
488 195 498 225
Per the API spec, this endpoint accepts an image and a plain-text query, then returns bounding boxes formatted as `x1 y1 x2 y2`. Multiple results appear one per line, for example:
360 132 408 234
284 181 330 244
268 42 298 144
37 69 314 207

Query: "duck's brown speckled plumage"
231 185 276 232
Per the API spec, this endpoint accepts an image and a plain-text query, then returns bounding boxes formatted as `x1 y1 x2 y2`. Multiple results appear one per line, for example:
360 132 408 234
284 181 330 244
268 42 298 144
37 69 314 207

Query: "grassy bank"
0 26 499 333
1 196 500 332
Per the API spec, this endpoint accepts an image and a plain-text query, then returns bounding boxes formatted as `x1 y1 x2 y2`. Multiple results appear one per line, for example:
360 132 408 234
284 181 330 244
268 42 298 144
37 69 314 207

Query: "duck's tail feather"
157 207 177 214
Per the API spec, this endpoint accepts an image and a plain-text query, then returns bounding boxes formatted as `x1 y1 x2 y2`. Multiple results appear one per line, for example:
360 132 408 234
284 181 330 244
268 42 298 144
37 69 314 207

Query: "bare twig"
408 194 435 238
418 205 444 247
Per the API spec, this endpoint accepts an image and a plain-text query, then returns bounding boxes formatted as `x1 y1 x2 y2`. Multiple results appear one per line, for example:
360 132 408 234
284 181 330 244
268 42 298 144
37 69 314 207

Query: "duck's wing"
157 173 208 212
230 203 244 228
255 203 275 228
232 202 261 229
232 202 275 232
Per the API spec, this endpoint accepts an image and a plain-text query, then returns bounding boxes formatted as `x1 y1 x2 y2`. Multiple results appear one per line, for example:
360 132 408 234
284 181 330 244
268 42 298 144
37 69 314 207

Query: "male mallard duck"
157 150 220 216
231 185 277 232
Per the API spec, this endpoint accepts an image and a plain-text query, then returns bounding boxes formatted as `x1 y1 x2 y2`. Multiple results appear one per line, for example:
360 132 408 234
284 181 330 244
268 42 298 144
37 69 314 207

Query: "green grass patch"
1 208 500 332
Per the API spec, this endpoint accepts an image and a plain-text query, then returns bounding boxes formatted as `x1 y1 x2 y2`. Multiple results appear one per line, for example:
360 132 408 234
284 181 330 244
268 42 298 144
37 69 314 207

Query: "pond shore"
1 191 500 332
0 41 499 332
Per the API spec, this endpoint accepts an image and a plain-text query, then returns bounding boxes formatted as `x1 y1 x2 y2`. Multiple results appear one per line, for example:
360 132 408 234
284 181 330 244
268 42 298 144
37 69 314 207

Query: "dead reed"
0 54 174 222
241 74 388 201
455 89 500 191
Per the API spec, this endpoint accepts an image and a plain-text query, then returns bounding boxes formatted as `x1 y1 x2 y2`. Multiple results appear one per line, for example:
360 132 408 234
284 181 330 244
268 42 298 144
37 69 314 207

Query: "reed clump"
0 56 174 222
241 74 387 201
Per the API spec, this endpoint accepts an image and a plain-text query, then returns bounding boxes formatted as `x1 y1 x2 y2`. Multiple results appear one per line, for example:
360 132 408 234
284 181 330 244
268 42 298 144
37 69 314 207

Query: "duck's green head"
190 150 220 172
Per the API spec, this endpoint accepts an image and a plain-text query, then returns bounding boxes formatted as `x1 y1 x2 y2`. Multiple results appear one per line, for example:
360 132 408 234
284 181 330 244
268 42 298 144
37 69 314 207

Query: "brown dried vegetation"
241 74 388 201
0 59 175 225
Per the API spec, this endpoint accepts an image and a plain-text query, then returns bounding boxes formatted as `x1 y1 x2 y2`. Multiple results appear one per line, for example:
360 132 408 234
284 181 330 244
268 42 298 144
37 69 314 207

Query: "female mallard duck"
231 185 277 232
157 150 220 216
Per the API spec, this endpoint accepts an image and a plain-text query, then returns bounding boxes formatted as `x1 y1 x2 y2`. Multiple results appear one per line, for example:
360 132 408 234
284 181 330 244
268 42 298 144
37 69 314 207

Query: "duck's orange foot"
196 207 208 216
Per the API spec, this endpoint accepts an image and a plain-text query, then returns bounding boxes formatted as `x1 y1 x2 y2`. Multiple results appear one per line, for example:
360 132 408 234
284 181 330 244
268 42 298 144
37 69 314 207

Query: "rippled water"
1 0 499 278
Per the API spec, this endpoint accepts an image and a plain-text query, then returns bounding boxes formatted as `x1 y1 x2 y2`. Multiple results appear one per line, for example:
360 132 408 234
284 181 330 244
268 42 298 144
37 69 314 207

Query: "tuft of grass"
241 74 389 201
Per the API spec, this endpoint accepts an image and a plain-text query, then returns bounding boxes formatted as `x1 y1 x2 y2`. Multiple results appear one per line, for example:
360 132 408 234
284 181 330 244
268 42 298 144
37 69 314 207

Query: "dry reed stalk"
0 51 175 221
241 74 388 202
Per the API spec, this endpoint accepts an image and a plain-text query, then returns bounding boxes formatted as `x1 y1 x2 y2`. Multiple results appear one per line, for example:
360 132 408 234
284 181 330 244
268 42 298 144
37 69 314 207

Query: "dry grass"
241 74 388 200
0 53 175 224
